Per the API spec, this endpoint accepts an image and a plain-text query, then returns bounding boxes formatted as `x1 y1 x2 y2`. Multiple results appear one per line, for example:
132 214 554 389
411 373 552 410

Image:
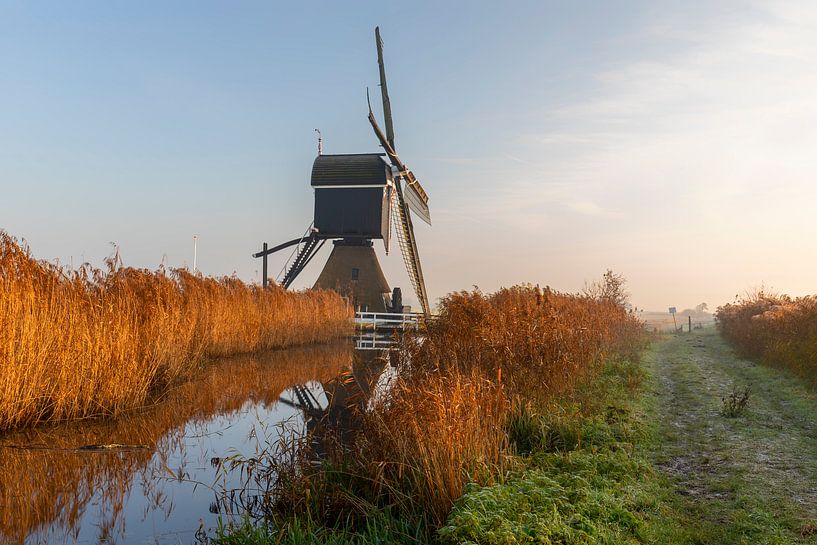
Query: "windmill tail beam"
253 237 304 258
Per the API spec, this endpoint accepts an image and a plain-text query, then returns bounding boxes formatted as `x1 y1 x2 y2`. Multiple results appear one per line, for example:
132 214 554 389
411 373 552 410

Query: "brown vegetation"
717 291 817 382
0 232 353 430
264 281 645 528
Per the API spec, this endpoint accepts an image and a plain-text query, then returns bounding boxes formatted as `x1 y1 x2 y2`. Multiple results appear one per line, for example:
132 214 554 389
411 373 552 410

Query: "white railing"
354 311 421 330
354 335 397 350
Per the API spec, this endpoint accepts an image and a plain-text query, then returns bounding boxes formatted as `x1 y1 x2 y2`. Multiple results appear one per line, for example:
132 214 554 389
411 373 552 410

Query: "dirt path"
647 329 817 544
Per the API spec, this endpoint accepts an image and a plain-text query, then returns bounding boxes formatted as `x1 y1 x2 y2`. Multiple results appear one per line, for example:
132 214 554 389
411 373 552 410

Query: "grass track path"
647 329 817 544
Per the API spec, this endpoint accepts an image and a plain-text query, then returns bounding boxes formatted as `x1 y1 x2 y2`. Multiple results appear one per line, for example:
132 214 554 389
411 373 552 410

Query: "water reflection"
287 348 392 458
0 342 358 545
209 344 395 523
354 332 396 351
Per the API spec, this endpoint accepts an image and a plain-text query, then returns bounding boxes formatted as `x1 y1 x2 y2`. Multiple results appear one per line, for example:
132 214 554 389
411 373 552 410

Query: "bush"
716 292 817 383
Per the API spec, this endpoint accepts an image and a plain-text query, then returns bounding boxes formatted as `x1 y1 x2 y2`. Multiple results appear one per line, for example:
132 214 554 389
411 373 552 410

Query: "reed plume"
0 232 352 430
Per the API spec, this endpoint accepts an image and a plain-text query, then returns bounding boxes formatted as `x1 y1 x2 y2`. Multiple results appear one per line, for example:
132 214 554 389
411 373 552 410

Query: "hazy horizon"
2 1 815 312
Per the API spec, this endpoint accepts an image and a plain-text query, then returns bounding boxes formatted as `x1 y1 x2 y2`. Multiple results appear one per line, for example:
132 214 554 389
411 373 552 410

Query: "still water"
0 338 391 544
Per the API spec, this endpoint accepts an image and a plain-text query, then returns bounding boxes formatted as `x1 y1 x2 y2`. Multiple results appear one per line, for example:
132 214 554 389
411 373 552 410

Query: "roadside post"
669 307 677 331
261 243 268 288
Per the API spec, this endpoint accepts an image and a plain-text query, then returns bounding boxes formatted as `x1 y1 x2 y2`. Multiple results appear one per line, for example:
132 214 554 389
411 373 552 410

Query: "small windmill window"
351 268 360 281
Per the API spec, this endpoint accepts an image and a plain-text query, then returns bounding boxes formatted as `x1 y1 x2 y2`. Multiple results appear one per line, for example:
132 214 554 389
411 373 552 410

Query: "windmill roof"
311 154 390 187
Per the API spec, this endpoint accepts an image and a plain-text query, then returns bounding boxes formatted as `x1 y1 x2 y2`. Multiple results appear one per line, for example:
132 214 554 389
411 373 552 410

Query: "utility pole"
193 235 198 272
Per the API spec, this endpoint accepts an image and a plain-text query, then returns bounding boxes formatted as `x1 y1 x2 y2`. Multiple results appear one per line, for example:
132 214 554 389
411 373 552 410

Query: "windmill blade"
369 26 430 316
367 109 431 223
390 176 430 317
402 171 431 225
375 26 395 149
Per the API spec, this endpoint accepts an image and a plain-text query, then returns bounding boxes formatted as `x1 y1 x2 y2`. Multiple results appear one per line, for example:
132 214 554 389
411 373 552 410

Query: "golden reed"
0 232 353 430
273 284 645 527
359 285 645 525
717 291 817 382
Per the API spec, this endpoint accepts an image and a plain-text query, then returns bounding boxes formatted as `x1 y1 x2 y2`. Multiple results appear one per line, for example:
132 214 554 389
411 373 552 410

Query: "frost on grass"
439 451 648 545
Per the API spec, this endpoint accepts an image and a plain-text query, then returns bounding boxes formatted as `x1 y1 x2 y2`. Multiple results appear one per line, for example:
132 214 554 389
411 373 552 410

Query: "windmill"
254 27 431 317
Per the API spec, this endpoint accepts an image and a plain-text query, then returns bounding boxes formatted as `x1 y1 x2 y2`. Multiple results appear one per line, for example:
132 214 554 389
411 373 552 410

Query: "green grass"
436 354 692 545
438 450 647 545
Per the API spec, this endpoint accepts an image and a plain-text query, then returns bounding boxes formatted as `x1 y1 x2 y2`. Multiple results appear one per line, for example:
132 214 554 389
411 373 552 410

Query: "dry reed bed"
0 232 353 430
0 343 353 544
717 292 817 382
272 284 644 527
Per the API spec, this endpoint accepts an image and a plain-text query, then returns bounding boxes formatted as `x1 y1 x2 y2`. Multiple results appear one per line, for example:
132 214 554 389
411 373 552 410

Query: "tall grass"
236 282 645 534
0 232 353 430
717 291 817 382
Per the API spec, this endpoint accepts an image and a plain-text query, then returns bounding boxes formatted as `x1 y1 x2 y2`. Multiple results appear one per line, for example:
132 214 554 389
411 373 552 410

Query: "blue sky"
2 1 816 310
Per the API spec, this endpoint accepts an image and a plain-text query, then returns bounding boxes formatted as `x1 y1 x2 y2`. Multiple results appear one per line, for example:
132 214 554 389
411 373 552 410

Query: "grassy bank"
716 291 817 383
211 279 670 544
0 232 352 430
212 348 688 545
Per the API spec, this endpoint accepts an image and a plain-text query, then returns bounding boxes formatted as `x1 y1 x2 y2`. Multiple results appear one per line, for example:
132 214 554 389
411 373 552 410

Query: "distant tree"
583 269 630 307
695 302 709 314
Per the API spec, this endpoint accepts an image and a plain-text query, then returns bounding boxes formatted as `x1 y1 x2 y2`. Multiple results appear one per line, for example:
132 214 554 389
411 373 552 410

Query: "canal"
0 338 392 544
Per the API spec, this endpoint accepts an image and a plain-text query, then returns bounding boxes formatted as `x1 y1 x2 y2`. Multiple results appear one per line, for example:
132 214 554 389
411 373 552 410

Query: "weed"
721 385 751 417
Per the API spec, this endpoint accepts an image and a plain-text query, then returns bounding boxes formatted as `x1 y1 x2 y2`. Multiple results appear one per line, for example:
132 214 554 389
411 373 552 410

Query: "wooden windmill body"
254 27 432 316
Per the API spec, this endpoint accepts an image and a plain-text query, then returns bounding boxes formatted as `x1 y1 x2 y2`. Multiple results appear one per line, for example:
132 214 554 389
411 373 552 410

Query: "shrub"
716 292 817 383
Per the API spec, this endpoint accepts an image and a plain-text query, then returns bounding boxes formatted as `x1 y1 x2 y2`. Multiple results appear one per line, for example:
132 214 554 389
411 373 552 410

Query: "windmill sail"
390 176 430 317
369 110 430 316
375 26 395 149
368 27 431 317
402 172 432 225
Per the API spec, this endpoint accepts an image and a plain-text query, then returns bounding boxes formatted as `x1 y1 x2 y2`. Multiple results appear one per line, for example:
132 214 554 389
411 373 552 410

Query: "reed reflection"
0 342 353 545
212 346 393 521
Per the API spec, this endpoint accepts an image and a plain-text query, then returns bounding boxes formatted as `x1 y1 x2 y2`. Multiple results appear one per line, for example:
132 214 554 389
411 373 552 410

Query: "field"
644 329 817 544
6 234 817 545
0 232 352 430
641 310 715 332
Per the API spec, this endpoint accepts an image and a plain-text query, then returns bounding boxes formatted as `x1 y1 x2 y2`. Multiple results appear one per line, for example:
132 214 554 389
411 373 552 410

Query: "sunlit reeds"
253 281 645 530
0 232 353 430
717 291 817 382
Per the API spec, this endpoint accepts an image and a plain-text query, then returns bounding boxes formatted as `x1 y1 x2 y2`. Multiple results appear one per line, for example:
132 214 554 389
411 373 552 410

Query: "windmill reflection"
279 343 392 460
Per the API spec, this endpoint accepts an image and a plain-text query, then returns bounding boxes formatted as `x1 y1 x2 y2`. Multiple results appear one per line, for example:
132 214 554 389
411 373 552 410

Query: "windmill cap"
311 154 390 187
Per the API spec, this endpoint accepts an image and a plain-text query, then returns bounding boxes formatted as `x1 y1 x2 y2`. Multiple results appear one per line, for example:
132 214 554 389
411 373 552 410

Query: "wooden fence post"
262 242 268 288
